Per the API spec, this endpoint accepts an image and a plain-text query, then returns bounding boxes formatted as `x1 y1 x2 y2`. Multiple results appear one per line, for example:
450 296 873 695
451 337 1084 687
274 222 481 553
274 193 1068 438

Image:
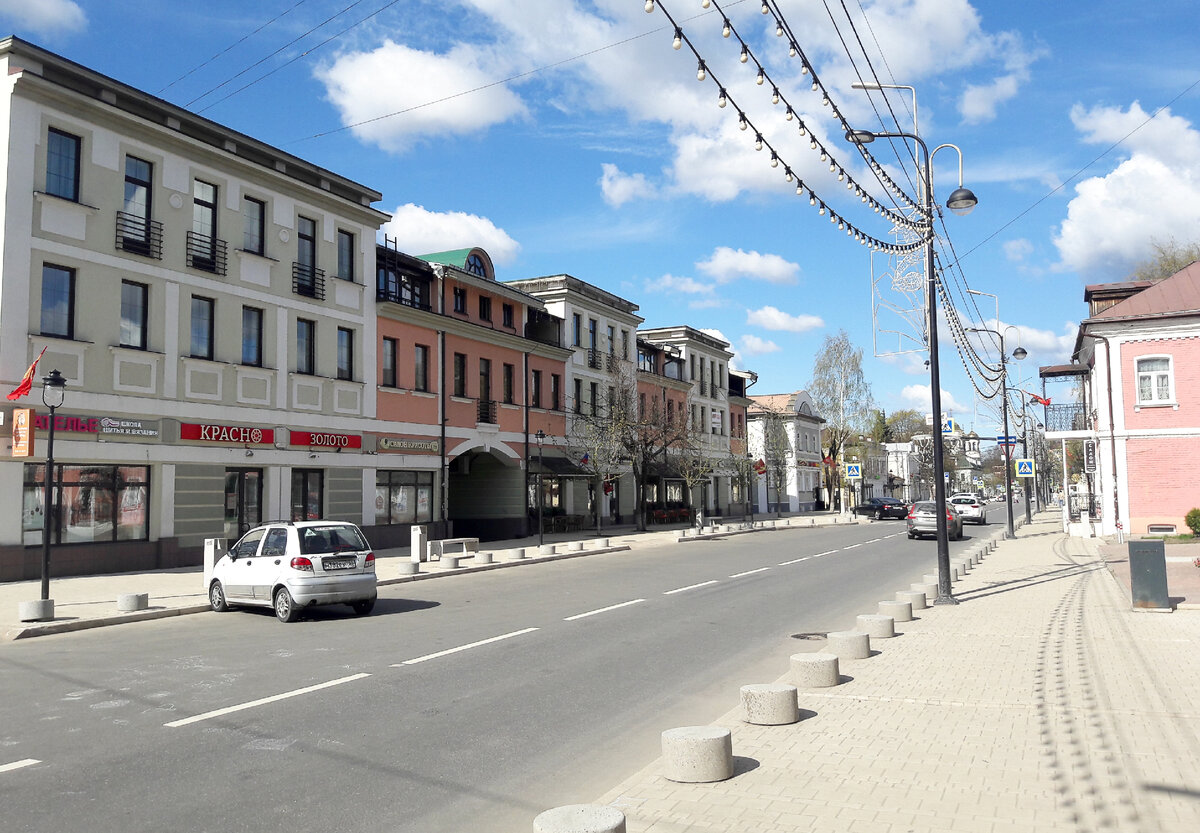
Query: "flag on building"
6 347 47 401
580 452 589 465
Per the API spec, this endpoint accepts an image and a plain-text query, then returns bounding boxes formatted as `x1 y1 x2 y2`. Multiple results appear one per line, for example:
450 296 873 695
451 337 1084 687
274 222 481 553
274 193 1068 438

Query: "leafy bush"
1186 508 1200 537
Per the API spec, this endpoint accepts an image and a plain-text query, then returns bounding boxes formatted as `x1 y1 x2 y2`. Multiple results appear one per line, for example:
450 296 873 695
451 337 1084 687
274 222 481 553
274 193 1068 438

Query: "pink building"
1041 263 1200 536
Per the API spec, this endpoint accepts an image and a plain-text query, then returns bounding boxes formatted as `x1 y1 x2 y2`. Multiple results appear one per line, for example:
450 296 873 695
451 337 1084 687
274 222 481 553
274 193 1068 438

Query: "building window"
453 287 467 314
607 325 615 355
479 295 492 322
190 296 214 360
531 369 543 408
502 303 514 328
121 155 154 253
243 197 265 254
337 229 355 281
453 352 466 397
667 397 674 424
479 358 492 402
22 463 150 545
465 253 487 276
503 363 514 404
120 281 148 349
382 338 397 387
573 313 582 347
297 318 316 375
40 264 76 339
296 215 317 281
291 469 323 521
337 328 353 381
415 344 429 392
574 378 583 414
375 470 435 525
588 318 598 350
551 374 561 411
190 179 219 271
242 307 263 366
590 381 599 416
621 330 629 359
1136 356 1174 405
46 128 81 201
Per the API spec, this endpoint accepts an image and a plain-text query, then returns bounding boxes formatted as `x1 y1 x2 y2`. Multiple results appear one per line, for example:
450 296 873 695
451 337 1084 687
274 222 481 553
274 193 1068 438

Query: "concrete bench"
427 537 478 561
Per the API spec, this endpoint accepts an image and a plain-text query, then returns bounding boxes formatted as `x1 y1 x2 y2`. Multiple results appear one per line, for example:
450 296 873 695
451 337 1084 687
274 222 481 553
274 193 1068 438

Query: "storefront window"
224 469 262 539
22 464 150 546
666 482 684 503
291 469 324 521
375 470 434 525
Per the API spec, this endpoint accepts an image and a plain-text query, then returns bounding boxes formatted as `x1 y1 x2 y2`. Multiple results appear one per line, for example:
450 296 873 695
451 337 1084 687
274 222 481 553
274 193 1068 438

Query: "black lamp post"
966 327 1026 538
847 127 977 605
534 430 545 547
40 369 67 602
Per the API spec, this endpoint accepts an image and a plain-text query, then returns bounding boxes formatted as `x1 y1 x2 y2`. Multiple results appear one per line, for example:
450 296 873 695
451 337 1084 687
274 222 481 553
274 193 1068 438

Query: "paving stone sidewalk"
591 513 1200 833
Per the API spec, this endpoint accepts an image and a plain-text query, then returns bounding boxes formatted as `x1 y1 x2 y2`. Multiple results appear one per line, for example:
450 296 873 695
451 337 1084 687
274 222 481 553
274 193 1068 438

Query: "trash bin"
1128 540 1170 610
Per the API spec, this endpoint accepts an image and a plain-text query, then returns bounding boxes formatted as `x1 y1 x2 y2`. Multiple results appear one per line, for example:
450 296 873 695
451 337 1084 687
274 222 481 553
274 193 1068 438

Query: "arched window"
465 253 487 277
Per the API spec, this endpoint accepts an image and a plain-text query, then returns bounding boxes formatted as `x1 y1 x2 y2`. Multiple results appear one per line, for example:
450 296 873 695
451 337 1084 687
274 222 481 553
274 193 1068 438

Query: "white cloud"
689 298 724 310
0 0 86 36
958 32 1043 124
739 334 781 356
599 163 656 207
649 274 714 295
696 246 800 285
380 203 521 266
901 384 966 416
1054 103 1200 279
1003 239 1033 262
746 305 824 333
315 40 527 153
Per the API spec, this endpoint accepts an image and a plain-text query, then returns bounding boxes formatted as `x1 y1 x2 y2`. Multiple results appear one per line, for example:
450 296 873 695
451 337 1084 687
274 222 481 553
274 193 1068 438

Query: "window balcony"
477 398 497 424
587 348 603 369
292 262 326 300
186 231 228 276
1045 403 1088 433
115 211 163 259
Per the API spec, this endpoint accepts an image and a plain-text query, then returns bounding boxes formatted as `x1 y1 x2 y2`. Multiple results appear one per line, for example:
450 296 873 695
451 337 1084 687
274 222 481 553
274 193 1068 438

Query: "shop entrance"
224 468 262 540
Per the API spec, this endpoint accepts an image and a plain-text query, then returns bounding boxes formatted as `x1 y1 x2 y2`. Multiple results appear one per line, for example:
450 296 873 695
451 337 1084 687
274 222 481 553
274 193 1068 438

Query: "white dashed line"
864 538 884 544
812 550 837 558
778 556 809 565
396 628 539 666
844 543 862 550
165 673 371 728
664 580 719 595
564 599 645 621
729 567 770 579
0 759 40 774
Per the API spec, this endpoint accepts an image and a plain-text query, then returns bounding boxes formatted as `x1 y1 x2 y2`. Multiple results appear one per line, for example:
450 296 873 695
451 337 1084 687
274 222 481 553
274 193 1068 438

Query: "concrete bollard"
17 599 54 622
856 614 896 639
897 589 927 611
595 538 609 548
474 552 494 565
533 804 626 833
567 542 584 552
923 573 939 586
914 582 939 604
661 726 734 783
397 561 419 575
790 652 840 687
740 684 799 725
117 593 149 612
538 545 556 556
826 630 871 659
439 555 461 570
878 600 912 623
506 549 529 561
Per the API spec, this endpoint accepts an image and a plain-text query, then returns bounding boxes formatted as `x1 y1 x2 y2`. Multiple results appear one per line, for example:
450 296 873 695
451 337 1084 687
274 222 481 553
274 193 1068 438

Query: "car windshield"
299 525 369 555
913 502 935 513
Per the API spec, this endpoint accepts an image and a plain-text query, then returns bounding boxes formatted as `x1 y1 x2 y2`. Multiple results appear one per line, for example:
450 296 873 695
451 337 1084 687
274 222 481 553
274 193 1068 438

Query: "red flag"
6 347 46 401
1023 390 1051 406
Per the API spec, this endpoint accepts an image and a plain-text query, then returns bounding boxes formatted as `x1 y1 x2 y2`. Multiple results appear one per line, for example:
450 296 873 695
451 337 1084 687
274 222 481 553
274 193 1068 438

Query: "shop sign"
99 417 160 438
181 422 274 445
11 408 33 457
34 413 100 433
379 437 440 453
290 430 362 449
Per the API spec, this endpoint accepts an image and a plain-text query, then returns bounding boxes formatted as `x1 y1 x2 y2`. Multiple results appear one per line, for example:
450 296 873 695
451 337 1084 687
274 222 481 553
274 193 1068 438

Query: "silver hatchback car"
906 500 964 540
208 520 377 622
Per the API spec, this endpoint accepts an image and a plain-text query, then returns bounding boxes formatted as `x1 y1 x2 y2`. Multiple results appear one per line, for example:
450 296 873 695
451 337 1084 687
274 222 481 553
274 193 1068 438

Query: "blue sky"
7 0 1200 439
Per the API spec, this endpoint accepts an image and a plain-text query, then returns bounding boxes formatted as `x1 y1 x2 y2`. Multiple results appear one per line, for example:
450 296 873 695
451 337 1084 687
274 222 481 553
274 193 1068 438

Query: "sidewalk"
0 512 850 641
580 511 1200 832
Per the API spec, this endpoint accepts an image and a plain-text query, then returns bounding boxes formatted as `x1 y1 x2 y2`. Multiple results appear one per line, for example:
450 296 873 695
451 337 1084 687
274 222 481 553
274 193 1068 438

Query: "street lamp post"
966 326 1026 538
847 127 977 605
534 429 545 547
40 370 67 603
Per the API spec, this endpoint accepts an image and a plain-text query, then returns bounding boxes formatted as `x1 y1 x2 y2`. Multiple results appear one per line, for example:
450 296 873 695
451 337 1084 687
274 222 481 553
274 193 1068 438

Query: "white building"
747 391 825 513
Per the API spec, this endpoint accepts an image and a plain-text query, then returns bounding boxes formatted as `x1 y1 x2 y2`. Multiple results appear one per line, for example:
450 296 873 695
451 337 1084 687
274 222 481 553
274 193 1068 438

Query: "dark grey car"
906 500 964 540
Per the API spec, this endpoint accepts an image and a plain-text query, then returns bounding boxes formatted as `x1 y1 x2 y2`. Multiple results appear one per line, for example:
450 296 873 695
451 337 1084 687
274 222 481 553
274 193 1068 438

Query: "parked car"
854 496 908 520
208 520 377 622
906 500 964 540
949 494 988 525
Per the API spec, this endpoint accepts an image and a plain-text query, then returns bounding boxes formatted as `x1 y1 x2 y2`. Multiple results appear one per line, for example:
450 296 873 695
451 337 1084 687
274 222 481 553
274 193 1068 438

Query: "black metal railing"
477 399 497 424
1045 403 1088 432
606 353 622 372
699 379 708 396
186 231 228 275
376 284 432 310
292 262 326 300
115 211 163 259
587 348 603 369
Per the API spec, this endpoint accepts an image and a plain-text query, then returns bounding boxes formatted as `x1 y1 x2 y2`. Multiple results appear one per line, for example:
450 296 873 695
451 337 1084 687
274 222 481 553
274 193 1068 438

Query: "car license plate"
323 557 356 570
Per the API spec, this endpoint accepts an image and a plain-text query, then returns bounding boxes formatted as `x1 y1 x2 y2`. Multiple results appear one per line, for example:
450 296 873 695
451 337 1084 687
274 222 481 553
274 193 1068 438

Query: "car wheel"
351 598 375 616
274 587 301 623
874 509 883 521
208 580 229 613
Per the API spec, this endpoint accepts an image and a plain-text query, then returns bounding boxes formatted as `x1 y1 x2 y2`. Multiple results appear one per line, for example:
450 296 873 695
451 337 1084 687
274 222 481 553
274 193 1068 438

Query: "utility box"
411 525 427 563
1128 540 1170 610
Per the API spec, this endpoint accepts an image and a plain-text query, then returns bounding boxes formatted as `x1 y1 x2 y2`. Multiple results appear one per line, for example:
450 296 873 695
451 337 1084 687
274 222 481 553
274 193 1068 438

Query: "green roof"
417 249 474 268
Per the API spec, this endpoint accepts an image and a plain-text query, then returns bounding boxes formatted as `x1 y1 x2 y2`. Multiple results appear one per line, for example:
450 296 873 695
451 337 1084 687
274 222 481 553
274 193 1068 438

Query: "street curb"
3 603 212 641
378 545 632 586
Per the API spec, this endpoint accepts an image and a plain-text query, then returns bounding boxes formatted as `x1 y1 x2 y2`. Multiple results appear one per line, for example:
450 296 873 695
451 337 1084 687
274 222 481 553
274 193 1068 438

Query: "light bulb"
785 107 793 121
789 43 797 58
811 81 818 92
784 168 792 181
672 29 682 49
739 115 748 131
800 63 808 75
717 89 727 108
761 1 770 13
828 162 835 172
819 205 826 215
797 124 805 135
771 87 779 104
809 139 816 149
776 23 784 37
754 133 763 150
837 169 844 181
821 96 829 107
838 221 845 230
697 62 706 81
770 153 778 167
756 70 764 85
796 182 804 195
701 0 710 7
645 0 655 12
740 46 749 63
820 151 827 162
722 20 731 37
809 195 816 206
847 180 854 190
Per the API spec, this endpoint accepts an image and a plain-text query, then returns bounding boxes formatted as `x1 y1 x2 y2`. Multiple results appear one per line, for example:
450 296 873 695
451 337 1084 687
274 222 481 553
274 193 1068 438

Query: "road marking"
729 567 769 578
778 556 809 565
564 599 645 621
664 580 719 595
164 673 371 728
0 759 40 774
396 628 539 666
844 543 862 550
864 538 884 544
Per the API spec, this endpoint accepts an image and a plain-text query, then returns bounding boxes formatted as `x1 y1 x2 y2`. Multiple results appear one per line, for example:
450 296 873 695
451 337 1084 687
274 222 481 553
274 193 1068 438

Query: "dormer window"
465 253 487 277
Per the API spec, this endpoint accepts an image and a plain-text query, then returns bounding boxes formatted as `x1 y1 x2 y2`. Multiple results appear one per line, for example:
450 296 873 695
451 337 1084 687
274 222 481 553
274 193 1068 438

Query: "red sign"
289 431 361 449
181 423 274 445
34 413 100 433
754 459 767 475
11 408 33 457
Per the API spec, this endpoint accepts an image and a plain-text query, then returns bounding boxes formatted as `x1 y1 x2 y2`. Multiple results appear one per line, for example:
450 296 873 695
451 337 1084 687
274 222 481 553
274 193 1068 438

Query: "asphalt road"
0 510 997 833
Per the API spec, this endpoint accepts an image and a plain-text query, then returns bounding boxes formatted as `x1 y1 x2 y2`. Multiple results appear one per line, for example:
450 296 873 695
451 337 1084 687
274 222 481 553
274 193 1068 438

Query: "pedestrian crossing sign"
1015 458 1035 478
846 463 862 479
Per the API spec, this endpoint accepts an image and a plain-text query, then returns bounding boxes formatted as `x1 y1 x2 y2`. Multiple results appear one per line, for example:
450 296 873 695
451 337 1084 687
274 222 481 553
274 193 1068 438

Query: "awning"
530 456 591 477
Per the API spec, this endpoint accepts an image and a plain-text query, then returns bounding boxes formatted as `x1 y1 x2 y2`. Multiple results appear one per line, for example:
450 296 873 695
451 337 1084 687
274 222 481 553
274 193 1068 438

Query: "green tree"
808 330 874 510
885 408 925 442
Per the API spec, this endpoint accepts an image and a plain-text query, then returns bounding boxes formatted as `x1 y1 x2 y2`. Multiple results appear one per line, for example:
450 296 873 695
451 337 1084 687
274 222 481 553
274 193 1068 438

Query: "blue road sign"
1015 458 1035 478
846 463 862 479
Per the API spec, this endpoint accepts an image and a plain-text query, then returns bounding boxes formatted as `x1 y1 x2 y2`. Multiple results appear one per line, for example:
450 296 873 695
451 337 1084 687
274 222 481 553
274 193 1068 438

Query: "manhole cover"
790 632 827 641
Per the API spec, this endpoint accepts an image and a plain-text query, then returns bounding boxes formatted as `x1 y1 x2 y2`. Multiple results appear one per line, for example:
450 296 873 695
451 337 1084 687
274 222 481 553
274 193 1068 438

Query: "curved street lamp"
966 327 1026 537
847 126 977 605
534 430 546 547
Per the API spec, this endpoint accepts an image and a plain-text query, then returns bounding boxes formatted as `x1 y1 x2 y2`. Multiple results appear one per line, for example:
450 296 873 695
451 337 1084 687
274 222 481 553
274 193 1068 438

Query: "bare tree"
1129 238 1200 283
724 450 758 522
567 385 632 535
808 330 874 511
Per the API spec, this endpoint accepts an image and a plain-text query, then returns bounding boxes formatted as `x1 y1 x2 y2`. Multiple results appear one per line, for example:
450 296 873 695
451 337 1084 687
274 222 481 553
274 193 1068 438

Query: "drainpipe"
434 265 449 532
523 350 530 537
1089 334 1122 537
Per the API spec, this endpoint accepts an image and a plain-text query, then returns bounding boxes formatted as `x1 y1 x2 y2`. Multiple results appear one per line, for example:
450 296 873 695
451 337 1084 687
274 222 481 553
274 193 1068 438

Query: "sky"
6 0 1200 441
